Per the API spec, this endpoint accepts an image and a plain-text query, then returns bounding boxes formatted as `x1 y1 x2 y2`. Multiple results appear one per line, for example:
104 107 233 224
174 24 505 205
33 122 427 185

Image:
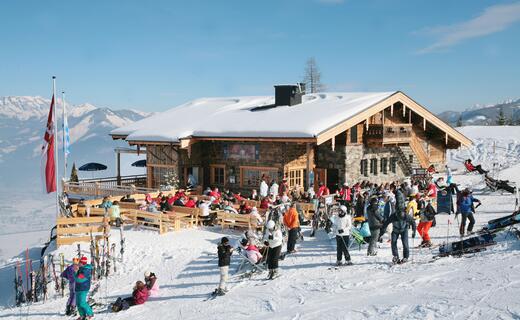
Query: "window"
288 168 304 189
409 155 414 164
210 165 226 186
390 157 398 173
380 158 388 174
350 126 358 143
360 159 368 177
240 166 278 188
370 158 378 176
150 166 178 189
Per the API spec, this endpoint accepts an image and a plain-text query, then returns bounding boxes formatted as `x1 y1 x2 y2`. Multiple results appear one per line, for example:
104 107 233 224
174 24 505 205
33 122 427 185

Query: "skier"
60 257 79 316
459 188 481 236
215 237 233 296
144 271 159 297
111 281 149 312
264 220 283 279
74 256 93 319
283 203 300 254
332 205 353 266
417 196 437 247
367 197 384 256
382 185 417 264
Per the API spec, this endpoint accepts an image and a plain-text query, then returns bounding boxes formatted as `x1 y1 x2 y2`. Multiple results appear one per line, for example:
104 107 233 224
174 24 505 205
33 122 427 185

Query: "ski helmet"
266 220 276 230
79 256 88 265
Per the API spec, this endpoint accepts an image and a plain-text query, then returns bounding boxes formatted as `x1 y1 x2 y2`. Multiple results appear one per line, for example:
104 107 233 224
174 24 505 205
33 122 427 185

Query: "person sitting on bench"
464 159 488 174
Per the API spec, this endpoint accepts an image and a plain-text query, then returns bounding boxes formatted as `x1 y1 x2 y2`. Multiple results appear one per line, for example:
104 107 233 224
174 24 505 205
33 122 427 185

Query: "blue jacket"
74 264 92 292
459 195 479 214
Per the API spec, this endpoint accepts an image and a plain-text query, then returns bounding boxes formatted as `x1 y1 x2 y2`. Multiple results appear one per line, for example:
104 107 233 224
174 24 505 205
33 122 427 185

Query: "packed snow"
111 92 396 142
1 125 520 319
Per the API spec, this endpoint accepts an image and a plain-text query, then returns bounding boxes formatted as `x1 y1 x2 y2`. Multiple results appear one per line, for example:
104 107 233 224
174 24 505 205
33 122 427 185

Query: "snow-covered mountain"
438 98 520 126
0 96 151 189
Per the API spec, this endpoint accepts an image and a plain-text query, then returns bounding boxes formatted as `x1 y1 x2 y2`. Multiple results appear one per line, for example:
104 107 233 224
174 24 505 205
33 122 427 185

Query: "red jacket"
184 200 196 208
260 198 270 209
427 183 437 198
209 191 221 204
339 187 351 201
234 194 244 202
133 287 149 305
317 186 330 197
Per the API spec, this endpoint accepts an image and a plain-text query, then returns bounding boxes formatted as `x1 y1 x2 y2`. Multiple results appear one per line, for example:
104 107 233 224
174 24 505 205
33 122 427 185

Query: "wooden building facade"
111 90 471 192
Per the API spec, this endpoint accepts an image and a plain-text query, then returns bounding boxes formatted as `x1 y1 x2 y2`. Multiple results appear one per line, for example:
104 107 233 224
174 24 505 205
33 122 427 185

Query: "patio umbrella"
131 159 147 167
78 162 108 171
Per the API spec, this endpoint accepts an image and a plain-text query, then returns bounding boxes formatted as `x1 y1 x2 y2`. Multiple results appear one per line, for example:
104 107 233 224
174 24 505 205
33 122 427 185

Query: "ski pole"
446 219 450 245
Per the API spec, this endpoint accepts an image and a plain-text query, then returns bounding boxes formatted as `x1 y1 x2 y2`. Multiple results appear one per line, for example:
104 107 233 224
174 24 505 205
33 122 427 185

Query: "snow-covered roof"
111 92 397 142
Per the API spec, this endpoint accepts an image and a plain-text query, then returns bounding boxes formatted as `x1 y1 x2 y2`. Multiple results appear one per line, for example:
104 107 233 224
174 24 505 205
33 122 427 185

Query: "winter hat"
72 257 80 264
240 238 248 246
221 237 229 244
144 271 151 278
79 256 88 265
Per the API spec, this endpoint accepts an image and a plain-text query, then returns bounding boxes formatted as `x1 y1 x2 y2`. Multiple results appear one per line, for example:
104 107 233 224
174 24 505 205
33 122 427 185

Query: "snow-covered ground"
1 125 520 319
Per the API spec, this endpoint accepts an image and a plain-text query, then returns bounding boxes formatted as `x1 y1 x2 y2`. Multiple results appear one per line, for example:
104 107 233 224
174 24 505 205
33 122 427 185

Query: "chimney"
274 84 305 107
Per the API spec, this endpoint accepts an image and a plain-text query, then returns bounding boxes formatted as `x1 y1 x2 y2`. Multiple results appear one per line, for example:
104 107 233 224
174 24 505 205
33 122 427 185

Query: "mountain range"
0 96 150 189
438 98 520 126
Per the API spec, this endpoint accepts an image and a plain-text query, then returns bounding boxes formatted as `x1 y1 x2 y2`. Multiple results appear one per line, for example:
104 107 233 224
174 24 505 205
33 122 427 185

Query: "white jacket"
260 181 269 197
332 215 352 237
269 183 279 196
264 228 283 248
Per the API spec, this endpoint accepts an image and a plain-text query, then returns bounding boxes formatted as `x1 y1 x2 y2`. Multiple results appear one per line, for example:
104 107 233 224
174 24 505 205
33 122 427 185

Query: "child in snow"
216 237 233 296
111 281 149 312
332 205 353 266
74 256 93 319
144 271 159 297
60 257 79 316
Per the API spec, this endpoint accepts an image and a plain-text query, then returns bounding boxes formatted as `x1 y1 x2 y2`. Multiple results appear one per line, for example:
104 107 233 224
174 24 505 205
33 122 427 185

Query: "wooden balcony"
365 124 413 145
63 174 154 197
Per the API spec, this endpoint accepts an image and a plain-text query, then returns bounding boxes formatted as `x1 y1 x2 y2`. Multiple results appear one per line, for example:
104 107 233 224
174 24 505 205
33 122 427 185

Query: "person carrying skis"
382 185 417 264
264 220 283 280
367 196 384 256
144 271 159 297
283 203 300 254
459 188 481 236
60 257 79 316
332 205 353 266
215 237 233 296
74 256 93 319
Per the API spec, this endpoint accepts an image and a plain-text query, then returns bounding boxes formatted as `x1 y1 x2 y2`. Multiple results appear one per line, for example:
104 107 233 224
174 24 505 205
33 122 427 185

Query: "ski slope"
0 177 519 320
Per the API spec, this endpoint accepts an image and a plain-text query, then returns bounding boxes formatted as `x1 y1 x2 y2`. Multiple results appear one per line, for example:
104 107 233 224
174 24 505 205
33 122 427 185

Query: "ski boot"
399 258 408 264
392 256 400 265
336 261 343 267
344 260 353 266
423 241 432 248
217 288 225 296
267 269 273 280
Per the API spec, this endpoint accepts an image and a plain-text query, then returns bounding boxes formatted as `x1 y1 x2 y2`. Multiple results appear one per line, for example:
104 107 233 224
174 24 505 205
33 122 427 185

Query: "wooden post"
390 104 394 117
403 105 406 117
159 213 163 234
382 109 385 125
331 136 335 152
306 143 311 188
409 109 412 124
116 151 121 185
445 133 448 145
423 118 426 130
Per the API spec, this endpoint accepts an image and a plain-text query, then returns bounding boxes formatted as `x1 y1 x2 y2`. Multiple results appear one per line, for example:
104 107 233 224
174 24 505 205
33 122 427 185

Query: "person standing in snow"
60 257 79 316
367 197 384 256
260 175 269 198
382 185 416 264
332 205 353 266
417 196 437 247
264 220 283 279
216 237 233 296
74 256 93 319
283 203 300 254
269 180 279 199
459 188 481 236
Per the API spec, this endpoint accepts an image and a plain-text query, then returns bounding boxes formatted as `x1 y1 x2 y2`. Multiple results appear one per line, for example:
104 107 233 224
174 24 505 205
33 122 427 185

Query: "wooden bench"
56 216 110 247
217 212 262 231
171 206 207 226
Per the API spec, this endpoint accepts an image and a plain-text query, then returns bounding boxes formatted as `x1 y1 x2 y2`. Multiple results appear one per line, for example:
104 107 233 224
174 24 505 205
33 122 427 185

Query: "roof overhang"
316 91 472 147
179 136 316 149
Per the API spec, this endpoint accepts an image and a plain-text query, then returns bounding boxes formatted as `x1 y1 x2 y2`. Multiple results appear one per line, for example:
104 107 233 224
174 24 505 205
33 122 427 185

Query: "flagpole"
53 76 60 218
62 91 67 180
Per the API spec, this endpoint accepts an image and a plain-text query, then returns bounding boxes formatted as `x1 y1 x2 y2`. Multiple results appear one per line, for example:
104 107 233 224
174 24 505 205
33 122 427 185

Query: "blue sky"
1 0 519 112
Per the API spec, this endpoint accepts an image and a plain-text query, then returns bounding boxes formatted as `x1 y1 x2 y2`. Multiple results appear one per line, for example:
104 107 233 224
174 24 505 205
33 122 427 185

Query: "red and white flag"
41 95 56 193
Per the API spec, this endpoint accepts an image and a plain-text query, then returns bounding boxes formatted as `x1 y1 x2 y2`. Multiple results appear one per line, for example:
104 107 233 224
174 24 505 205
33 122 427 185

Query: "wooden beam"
316 92 472 147
403 105 406 117
423 118 426 130
332 136 335 151
191 136 316 143
445 133 448 145
390 104 394 117
409 109 411 124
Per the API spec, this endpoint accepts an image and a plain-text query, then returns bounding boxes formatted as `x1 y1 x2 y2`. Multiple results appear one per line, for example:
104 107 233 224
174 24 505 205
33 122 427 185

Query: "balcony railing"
366 124 413 144
63 174 155 197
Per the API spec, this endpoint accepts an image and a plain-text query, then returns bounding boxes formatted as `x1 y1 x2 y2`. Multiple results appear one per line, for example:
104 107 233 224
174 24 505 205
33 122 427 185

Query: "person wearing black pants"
332 205 352 266
264 220 283 279
283 204 300 254
458 188 481 236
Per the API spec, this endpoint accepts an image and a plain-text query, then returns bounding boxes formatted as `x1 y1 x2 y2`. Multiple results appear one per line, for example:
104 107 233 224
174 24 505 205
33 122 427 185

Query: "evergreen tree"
497 108 507 125
70 162 79 182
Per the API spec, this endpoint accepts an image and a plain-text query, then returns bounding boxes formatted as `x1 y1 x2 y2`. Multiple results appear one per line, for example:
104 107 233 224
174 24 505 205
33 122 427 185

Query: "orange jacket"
283 208 300 229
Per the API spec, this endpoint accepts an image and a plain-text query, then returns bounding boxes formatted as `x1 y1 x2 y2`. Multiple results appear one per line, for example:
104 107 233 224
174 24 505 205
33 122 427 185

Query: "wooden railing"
365 124 413 145
64 177 157 197
56 216 110 247
409 131 430 168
